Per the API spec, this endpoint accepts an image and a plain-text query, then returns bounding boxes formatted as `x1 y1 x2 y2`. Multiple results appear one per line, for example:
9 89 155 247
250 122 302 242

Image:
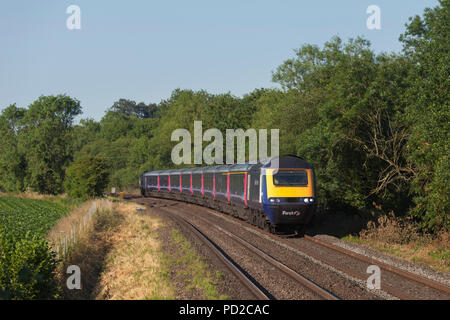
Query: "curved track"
128 195 450 300
163 208 271 300
164 204 340 300
302 235 450 297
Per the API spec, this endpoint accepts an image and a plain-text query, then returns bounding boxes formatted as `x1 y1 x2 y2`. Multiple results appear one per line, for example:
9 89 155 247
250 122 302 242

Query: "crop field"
0 196 70 237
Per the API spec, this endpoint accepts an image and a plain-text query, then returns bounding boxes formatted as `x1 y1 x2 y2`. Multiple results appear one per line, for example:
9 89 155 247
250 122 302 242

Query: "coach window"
203 173 210 192
159 175 168 187
230 174 244 195
215 174 222 193
192 174 201 190
222 174 228 194
182 175 190 188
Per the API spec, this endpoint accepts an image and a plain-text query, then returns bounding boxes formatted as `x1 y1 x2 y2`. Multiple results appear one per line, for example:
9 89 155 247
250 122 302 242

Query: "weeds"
170 229 229 300
354 212 450 272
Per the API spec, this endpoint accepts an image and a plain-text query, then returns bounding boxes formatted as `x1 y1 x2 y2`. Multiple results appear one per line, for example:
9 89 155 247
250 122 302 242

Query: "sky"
0 0 438 121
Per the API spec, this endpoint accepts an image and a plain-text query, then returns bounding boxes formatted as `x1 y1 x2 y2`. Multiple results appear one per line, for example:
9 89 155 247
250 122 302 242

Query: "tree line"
0 1 448 232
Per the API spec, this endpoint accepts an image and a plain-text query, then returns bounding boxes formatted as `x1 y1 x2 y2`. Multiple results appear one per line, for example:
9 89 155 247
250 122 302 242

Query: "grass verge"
164 229 229 300
94 203 175 300
342 213 449 273
54 203 123 299
52 201 232 299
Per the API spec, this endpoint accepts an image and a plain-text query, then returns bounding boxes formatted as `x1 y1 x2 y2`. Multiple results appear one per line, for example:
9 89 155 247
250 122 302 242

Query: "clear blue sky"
0 0 438 121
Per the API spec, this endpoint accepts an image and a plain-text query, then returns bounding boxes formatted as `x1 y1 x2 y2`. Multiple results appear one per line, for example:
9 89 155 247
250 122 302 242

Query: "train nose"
265 202 315 225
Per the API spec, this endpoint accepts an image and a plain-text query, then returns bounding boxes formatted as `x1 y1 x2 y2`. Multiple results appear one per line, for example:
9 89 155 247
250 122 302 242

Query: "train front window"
273 170 308 186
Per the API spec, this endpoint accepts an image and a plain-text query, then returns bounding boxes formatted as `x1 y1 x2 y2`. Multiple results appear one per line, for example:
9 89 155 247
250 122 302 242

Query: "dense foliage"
64 156 110 200
0 197 69 299
0 95 81 195
0 1 448 231
0 230 59 299
399 0 450 231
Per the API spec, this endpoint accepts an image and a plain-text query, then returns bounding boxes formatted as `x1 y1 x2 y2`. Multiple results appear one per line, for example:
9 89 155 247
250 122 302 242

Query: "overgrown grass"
93 203 175 300
168 229 229 300
55 206 123 300
343 213 450 273
51 202 229 300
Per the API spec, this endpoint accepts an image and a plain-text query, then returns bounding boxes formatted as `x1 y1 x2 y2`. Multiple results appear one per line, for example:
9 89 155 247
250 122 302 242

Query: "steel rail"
133 196 447 300
162 204 340 300
192 213 340 300
303 235 450 297
158 206 271 300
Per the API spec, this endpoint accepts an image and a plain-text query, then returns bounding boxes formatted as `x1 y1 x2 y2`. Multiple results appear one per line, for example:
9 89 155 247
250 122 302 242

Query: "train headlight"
309 198 315 203
270 198 281 203
303 198 309 203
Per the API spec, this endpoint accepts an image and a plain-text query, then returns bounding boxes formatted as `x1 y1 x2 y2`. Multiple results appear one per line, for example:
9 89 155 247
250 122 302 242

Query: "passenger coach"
140 155 316 233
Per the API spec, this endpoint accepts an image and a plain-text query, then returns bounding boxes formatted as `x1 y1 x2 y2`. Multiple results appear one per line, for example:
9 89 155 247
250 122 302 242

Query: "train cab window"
273 170 308 186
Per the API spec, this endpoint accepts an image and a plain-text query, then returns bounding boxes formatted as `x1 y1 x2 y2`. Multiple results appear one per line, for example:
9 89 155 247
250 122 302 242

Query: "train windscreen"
273 170 308 186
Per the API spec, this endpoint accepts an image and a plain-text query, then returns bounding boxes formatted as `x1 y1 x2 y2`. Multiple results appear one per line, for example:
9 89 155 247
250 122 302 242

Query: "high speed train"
140 155 316 233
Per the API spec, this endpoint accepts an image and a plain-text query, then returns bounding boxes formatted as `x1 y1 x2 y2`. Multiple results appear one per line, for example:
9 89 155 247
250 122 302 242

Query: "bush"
64 156 109 200
0 229 59 299
359 212 422 245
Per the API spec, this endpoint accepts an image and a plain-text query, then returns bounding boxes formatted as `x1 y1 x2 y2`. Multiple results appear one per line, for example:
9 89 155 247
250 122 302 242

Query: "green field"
0 197 70 238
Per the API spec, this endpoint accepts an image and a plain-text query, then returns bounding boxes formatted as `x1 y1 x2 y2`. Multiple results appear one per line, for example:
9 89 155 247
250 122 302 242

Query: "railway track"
161 207 271 300
301 235 450 297
129 195 450 300
170 199 448 299
198 203 449 300
163 204 340 300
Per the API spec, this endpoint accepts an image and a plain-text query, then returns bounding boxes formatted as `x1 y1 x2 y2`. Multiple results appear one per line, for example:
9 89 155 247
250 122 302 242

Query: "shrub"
359 212 423 245
0 229 59 299
64 156 109 200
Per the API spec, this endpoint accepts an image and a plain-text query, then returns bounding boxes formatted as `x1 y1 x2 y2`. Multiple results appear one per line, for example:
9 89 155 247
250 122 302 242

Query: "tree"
71 118 100 155
0 105 27 192
272 37 414 215
18 95 82 194
109 99 159 119
64 156 109 199
400 0 450 231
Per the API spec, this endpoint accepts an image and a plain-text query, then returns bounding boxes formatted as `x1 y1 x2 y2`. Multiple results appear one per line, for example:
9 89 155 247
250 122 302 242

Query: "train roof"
142 155 312 176
143 170 163 176
204 165 225 173
261 155 313 169
228 163 255 172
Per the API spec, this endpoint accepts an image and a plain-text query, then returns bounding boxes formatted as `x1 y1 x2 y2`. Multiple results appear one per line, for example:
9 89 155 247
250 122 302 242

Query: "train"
139 155 316 233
